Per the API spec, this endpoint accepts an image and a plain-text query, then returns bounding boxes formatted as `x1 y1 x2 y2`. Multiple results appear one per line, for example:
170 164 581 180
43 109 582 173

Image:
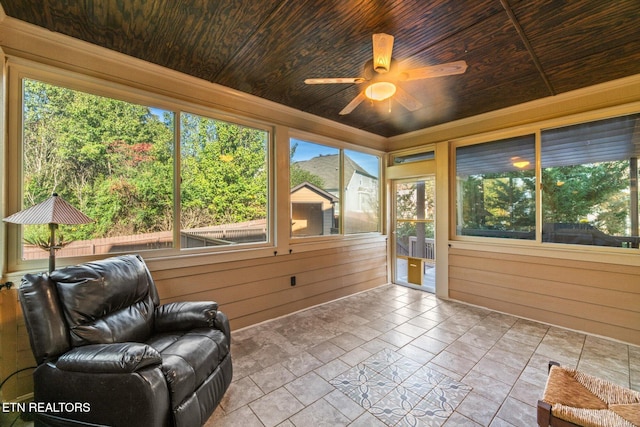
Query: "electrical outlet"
290 276 296 286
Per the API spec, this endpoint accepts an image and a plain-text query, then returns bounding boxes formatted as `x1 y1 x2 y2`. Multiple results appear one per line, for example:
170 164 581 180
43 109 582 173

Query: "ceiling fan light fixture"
365 81 396 101
511 157 531 169
305 32 467 115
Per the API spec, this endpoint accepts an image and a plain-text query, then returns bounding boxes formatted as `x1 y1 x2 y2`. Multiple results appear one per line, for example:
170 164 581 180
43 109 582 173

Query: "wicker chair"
537 361 640 427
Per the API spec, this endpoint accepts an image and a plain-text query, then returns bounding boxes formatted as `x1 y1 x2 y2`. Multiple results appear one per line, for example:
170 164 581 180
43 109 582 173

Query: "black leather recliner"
19 254 232 427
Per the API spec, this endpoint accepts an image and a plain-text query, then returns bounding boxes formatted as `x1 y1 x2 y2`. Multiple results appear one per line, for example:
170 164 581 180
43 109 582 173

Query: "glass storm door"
393 177 436 292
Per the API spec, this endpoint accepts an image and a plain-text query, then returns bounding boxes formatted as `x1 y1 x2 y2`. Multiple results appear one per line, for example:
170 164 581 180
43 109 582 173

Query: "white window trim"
288 131 384 241
449 102 640 266
6 58 277 273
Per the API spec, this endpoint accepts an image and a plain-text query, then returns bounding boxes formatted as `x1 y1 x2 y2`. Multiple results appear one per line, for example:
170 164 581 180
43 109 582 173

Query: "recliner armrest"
154 301 218 332
56 343 162 373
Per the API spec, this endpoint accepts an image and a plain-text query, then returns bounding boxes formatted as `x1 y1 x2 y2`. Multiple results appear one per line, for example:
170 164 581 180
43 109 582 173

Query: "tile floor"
209 283 640 427
4 283 638 427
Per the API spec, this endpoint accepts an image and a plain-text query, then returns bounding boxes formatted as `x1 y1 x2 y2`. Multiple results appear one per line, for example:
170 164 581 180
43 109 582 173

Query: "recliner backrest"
52 254 160 347
20 254 161 362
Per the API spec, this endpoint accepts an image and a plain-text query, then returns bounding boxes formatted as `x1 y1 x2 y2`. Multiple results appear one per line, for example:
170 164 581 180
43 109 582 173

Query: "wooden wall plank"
449 251 638 292
448 248 640 345
0 290 21 400
159 254 387 306
449 266 640 312
154 243 386 299
450 278 640 329
451 290 640 345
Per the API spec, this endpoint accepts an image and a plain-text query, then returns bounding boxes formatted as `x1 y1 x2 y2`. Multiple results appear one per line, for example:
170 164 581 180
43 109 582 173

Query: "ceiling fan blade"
394 86 423 111
401 60 468 81
339 92 367 115
372 33 394 73
305 77 365 84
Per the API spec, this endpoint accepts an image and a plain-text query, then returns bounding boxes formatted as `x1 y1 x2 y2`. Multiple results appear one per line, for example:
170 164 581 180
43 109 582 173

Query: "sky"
291 139 380 177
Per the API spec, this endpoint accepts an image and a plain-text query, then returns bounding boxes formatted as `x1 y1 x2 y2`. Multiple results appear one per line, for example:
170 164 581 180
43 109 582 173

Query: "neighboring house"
292 154 379 234
290 182 338 236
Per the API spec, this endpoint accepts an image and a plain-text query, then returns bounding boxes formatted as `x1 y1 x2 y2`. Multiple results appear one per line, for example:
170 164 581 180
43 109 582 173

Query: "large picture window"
180 112 269 248
456 135 536 239
290 139 380 237
455 113 640 250
16 76 270 263
21 78 175 260
541 114 640 248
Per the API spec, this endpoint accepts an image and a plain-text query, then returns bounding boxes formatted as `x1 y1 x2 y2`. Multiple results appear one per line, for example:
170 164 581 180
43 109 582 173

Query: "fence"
22 226 267 260
408 237 435 262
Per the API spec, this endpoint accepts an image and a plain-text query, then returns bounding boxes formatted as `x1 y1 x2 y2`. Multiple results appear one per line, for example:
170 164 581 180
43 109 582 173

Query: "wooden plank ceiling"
3 1 640 137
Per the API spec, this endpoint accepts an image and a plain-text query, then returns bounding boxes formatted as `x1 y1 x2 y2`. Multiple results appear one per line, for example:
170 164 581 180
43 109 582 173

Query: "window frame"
288 131 383 243
451 107 640 255
6 59 276 272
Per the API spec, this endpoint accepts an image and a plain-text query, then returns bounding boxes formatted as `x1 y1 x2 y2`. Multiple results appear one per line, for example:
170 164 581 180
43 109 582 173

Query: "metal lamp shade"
3 193 92 225
3 193 93 271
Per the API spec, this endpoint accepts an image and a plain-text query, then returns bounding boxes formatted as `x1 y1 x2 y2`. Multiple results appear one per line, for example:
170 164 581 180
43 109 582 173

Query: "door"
393 177 436 292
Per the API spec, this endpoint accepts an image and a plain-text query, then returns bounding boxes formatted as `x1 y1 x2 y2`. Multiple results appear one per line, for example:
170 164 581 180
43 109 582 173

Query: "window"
16 75 270 264
456 135 536 239
392 151 435 164
290 139 381 237
21 78 175 261
180 112 269 248
455 113 640 250
541 114 640 248
344 150 380 234
290 140 340 237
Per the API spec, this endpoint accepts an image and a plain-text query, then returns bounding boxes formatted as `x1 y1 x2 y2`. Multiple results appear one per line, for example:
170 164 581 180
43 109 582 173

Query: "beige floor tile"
18 284 639 427
456 391 502 426
289 399 351 426
495 397 537 427
249 363 297 394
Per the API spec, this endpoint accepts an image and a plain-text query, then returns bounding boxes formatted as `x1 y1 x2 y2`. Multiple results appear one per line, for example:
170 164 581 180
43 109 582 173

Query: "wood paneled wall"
0 289 35 400
448 247 640 345
151 239 388 330
0 238 388 400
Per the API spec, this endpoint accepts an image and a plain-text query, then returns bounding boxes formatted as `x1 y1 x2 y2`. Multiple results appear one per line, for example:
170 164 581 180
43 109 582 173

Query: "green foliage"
180 113 268 228
479 172 536 231
289 143 325 189
395 180 435 239
23 79 175 241
541 162 628 226
22 79 268 244
461 160 631 237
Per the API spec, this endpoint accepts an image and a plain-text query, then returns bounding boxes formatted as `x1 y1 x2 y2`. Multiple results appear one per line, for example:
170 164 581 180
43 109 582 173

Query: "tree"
22 79 174 242
459 160 631 238
395 180 435 257
541 162 629 231
289 142 324 189
180 113 268 229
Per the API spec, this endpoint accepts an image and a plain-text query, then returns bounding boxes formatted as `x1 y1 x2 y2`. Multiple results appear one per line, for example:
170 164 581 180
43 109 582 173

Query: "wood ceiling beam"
500 0 555 96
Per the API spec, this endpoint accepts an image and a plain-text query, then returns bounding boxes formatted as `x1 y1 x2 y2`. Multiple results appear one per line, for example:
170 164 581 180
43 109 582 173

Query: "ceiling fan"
304 33 468 115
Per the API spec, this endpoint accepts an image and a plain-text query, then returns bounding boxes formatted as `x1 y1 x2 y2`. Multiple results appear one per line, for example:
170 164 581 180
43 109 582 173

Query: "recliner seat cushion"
52 256 157 346
147 328 229 409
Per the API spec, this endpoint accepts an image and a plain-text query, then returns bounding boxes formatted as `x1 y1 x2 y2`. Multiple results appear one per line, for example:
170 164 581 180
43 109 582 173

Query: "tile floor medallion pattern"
330 348 471 426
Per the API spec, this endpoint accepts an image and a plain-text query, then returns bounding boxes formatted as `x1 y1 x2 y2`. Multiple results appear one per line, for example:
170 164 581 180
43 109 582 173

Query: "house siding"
449 247 640 345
